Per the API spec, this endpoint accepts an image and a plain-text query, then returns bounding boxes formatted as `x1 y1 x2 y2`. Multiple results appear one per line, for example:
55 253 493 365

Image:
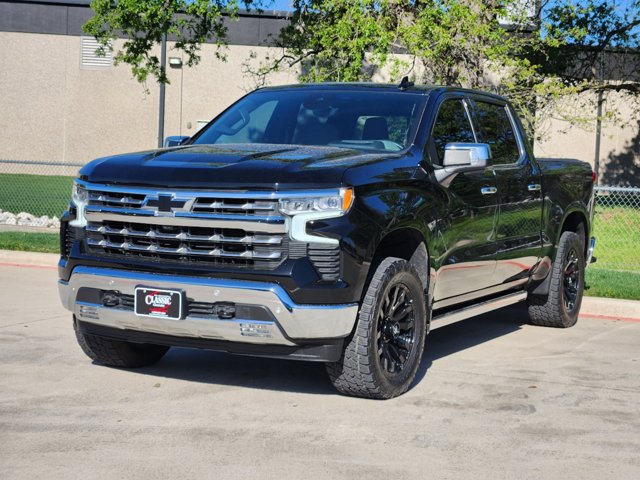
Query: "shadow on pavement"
412 303 529 387
127 303 529 396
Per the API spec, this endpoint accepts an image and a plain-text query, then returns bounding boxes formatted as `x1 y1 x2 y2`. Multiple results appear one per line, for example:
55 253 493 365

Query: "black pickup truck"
58 83 596 399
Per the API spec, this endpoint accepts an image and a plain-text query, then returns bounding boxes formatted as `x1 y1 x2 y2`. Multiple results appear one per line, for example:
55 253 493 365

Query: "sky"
269 0 293 11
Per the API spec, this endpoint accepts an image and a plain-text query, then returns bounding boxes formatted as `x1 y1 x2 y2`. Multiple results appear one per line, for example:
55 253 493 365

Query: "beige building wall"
534 92 640 186
0 32 296 173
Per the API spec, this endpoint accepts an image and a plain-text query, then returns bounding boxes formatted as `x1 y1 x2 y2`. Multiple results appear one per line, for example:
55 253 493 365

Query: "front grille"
85 221 286 269
86 188 280 217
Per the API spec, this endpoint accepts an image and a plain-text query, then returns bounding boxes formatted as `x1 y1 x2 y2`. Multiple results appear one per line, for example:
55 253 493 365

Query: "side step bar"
430 291 528 330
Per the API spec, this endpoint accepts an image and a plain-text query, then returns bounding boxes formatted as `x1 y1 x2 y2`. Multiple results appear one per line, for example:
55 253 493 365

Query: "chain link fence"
1 161 639 272
0 160 80 224
593 186 640 273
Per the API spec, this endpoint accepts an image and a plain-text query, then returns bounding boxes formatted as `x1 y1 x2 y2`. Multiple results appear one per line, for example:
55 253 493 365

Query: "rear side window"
472 101 520 165
431 99 476 165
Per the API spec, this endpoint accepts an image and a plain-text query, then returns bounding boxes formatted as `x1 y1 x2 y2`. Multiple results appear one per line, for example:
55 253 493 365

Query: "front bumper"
60 266 359 355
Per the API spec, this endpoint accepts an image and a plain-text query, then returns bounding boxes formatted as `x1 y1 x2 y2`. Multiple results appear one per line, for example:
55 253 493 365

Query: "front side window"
471 101 520 165
192 89 426 153
431 99 476 165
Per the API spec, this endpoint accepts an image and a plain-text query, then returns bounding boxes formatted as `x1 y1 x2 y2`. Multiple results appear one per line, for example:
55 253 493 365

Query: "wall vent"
80 36 113 69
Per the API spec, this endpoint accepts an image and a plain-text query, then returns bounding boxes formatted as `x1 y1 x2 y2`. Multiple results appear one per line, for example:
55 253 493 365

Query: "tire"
528 230 585 328
326 257 427 399
74 320 169 368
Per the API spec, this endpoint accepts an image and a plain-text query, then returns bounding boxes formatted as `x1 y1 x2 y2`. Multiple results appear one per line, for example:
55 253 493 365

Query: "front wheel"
528 230 585 328
326 257 427 399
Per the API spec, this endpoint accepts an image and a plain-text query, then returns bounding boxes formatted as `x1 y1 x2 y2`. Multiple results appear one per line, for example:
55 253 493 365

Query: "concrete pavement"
0 260 639 479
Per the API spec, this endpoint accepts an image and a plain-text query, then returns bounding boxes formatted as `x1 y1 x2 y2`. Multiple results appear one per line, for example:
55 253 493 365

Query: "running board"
430 291 528 330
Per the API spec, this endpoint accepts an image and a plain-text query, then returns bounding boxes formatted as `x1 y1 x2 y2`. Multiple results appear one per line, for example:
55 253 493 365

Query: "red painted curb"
579 313 640 323
0 262 57 270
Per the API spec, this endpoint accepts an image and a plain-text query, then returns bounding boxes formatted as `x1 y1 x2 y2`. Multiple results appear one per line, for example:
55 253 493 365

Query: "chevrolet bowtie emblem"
145 194 187 214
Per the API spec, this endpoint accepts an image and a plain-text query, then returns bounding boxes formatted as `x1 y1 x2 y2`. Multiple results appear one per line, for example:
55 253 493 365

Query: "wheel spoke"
382 344 394 372
387 344 399 370
391 289 406 313
393 304 413 323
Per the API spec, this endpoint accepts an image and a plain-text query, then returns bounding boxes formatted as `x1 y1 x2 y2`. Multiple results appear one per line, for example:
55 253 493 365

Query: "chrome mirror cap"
443 143 492 168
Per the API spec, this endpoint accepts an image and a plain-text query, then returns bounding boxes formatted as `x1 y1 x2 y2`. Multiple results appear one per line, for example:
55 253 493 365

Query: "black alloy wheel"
377 284 417 376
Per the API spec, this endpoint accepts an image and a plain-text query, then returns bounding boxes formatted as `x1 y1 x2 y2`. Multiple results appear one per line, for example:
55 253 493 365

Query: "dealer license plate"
134 287 184 320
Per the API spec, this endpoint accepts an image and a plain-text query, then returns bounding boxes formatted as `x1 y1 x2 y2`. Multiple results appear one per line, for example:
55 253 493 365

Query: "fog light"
239 323 272 338
78 304 99 320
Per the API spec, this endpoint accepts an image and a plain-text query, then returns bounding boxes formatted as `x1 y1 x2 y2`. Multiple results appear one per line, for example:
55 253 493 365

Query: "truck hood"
80 143 399 189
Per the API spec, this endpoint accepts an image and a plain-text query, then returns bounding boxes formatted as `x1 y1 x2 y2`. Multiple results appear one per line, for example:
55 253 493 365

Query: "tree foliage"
83 0 264 84
249 1 543 129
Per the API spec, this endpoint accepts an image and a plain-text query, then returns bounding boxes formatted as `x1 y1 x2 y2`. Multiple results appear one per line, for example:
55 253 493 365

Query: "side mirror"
435 143 492 187
443 143 491 168
164 135 190 148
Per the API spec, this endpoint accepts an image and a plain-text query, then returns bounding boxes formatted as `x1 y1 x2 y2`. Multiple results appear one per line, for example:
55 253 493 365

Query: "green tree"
248 1 541 129
83 0 267 84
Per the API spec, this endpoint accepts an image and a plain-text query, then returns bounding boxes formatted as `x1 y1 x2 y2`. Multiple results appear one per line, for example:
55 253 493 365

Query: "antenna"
398 76 414 90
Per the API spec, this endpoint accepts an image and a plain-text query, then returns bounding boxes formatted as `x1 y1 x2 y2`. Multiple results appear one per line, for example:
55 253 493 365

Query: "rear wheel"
326 257 427 399
74 319 169 368
528 230 585 328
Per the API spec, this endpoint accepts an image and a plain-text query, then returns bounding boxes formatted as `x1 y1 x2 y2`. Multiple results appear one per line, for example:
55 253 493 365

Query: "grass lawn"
592 205 640 272
584 268 640 301
0 173 73 218
0 232 59 254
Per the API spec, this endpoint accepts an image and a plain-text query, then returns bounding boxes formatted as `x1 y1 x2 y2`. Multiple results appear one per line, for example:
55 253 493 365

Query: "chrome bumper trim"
59 266 358 344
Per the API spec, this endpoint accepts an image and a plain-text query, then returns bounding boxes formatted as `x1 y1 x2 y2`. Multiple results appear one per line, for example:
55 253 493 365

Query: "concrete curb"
0 249 639 320
0 249 58 268
580 296 640 322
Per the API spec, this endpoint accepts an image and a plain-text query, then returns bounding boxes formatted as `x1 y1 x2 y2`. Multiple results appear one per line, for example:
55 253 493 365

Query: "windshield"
191 88 426 153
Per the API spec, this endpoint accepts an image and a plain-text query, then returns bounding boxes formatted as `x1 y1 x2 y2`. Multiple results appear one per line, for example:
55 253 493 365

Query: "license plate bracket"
134 287 185 320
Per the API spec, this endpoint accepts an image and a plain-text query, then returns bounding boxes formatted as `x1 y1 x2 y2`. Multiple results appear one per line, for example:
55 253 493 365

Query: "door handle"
528 184 541 192
481 187 498 195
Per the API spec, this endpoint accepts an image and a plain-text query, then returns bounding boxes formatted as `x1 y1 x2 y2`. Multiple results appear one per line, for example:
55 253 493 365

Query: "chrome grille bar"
84 211 286 233
86 224 282 245
87 238 282 260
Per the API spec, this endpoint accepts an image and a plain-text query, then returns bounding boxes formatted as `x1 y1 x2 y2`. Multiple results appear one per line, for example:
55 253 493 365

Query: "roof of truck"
260 82 510 102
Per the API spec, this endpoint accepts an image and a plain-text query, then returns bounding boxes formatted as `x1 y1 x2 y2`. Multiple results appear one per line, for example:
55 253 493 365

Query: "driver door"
428 96 499 302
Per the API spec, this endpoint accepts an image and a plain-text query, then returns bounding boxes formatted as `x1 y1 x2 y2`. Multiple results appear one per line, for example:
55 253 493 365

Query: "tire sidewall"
559 232 586 326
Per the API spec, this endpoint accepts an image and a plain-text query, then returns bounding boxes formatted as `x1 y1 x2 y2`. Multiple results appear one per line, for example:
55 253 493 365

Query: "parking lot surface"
1 264 639 479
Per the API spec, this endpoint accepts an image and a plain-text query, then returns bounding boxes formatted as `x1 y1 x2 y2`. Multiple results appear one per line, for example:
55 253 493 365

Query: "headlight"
280 188 354 245
279 188 354 216
69 181 89 227
72 183 88 204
